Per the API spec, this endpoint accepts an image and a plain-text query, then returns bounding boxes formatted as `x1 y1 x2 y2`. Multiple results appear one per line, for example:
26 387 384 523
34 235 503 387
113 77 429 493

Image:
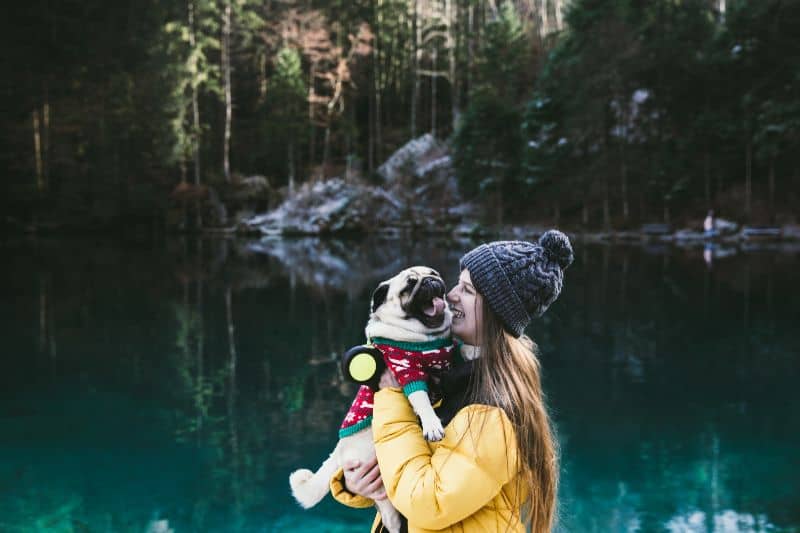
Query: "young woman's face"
446 269 483 346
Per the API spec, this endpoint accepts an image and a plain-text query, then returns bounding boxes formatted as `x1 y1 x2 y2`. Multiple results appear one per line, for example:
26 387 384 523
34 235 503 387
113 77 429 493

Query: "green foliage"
453 91 522 200
521 93 569 189
453 2 533 219
2 0 799 228
512 0 800 225
269 47 307 133
474 1 530 101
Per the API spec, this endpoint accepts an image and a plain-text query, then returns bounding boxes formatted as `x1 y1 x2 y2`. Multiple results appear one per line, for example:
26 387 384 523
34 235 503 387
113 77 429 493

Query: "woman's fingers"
355 463 380 491
362 462 381 484
365 473 385 498
343 459 361 471
343 456 385 499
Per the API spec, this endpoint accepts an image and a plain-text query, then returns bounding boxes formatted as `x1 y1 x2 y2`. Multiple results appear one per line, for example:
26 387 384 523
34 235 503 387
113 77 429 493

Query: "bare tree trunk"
188 0 201 188
258 52 267 102
308 66 316 172
42 82 50 187
554 0 564 31
33 108 44 192
540 0 550 38
447 0 458 131
374 0 383 164
467 3 474 100
431 48 437 137
323 126 331 175
486 0 499 18
368 62 375 173
411 0 419 138
188 0 202 229
222 0 232 182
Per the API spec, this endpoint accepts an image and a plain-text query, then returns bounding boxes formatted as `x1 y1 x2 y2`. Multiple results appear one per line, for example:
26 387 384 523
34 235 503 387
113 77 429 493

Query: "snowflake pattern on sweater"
338 338 454 438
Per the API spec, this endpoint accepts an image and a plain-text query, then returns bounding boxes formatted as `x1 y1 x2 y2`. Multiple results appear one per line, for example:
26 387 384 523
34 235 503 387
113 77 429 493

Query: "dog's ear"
370 283 390 314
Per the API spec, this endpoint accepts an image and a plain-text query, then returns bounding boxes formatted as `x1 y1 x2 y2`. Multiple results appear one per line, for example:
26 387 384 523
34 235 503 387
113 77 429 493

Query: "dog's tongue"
423 297 446 317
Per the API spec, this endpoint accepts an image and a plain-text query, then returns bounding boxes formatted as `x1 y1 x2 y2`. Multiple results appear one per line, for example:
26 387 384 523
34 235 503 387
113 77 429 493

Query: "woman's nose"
446 287 458 303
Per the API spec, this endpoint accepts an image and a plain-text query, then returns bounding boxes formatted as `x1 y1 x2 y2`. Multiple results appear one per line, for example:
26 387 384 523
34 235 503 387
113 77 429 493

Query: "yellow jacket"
331 387 526 532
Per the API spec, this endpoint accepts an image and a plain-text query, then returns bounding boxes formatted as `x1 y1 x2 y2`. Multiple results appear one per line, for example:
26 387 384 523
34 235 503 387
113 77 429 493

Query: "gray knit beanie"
460 230 574 337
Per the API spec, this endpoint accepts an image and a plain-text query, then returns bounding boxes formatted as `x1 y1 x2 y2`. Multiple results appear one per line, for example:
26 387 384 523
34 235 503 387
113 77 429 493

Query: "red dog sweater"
339 337 454 438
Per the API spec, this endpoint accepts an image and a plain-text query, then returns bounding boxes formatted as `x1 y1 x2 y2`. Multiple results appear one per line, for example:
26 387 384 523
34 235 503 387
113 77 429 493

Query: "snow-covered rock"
377 134 445 183
240 178 403 235
241 135 469 236
714 217 738 235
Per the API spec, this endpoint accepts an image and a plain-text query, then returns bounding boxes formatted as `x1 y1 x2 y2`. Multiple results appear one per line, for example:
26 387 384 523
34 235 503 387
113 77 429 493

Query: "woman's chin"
452 327 476 346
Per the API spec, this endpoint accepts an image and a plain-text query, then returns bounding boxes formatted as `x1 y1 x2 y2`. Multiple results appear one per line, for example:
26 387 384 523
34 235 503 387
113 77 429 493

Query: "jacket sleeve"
372 388 518 530
330 467 376 509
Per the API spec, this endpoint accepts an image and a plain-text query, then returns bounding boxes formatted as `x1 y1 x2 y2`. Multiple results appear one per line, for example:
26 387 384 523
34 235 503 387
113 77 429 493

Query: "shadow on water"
0 236 797 532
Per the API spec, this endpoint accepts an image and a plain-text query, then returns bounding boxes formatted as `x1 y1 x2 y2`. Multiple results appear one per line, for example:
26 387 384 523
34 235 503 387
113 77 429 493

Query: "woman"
330 231 573 533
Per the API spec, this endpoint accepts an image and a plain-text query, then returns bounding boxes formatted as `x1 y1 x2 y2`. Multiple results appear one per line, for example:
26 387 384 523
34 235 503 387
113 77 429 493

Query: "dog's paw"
289 469 313 490
422 419 445 441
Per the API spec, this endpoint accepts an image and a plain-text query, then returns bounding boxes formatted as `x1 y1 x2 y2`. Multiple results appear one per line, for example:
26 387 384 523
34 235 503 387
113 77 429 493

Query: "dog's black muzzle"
404 276 447 329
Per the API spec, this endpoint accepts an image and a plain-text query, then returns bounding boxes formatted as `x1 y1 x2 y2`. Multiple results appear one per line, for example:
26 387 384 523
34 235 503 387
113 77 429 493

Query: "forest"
2 0 798 232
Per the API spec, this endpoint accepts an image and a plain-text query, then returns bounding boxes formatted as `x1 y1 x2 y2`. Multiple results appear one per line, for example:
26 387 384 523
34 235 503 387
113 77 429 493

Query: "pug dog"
289 266 454 533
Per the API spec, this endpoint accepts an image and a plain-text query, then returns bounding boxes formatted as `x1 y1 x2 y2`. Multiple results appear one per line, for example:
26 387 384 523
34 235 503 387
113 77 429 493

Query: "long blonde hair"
468 302 559 533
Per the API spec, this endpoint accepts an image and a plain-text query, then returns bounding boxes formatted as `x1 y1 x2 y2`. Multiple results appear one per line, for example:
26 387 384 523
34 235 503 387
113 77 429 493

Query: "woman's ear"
370 283 390 314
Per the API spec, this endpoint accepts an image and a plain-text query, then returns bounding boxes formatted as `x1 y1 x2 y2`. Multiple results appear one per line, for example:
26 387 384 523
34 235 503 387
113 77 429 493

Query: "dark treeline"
1 0 798 230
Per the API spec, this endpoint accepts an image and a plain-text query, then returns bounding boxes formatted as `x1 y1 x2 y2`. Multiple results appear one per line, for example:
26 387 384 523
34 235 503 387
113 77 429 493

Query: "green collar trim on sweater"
369 336 452 351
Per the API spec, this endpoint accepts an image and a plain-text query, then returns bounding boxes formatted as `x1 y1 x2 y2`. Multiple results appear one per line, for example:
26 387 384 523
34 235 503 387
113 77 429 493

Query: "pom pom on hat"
539 229 574 270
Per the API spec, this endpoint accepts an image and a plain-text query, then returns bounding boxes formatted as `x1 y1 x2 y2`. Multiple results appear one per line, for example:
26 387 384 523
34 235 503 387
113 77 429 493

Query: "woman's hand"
342 456 387 501
379 368 400 389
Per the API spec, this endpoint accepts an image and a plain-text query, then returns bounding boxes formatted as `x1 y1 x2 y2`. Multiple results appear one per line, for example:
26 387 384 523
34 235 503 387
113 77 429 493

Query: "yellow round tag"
349 352 377 382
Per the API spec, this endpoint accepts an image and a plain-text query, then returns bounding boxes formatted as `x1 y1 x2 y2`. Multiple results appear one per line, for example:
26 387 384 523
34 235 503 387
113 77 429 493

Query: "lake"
1 235 798 532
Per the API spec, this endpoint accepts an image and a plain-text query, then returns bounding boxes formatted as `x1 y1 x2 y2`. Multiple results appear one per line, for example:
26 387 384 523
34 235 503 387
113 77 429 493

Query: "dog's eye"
400 278 417 295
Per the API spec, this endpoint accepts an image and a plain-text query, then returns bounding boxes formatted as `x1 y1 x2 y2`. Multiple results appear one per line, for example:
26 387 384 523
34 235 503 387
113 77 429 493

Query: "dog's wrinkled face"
369 266 452 336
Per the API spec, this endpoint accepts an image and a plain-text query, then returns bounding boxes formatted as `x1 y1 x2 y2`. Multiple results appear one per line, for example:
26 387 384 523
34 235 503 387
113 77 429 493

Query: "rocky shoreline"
7 134 797 246
235 135 798 246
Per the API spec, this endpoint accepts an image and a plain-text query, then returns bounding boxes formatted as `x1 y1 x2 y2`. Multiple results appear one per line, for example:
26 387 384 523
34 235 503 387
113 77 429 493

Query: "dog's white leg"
338 429 403 532
375 498 404 533
407 390 445 441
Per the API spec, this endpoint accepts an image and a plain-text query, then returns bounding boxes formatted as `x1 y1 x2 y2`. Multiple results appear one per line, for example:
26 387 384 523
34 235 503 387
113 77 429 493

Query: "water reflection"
0 237 797 532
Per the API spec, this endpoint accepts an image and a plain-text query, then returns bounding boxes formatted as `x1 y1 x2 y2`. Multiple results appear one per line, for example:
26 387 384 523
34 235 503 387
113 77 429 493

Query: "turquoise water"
0 236 798 532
